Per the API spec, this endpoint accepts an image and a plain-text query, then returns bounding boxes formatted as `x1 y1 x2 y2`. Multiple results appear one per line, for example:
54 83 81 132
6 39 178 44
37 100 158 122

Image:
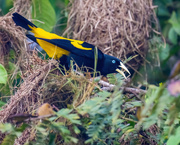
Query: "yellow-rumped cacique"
12 12 130 78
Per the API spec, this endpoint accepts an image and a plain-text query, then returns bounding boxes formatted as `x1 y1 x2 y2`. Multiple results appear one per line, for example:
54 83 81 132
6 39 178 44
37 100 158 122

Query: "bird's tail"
12 12 37 31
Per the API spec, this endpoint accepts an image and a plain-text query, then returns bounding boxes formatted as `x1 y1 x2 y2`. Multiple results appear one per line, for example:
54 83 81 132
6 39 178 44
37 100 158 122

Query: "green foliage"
0 108 81 144
167 126 180 145
0 64 8 85
136 81 180 144
50 0 69 34
0 123 28 145
26 108 81 144
134 0 180 84
32 0 56 32
0 0 13 15
0 50 22 97
0 101 6 110
107 72 124 84
156 0 180 63
168 27 177 45
56 108 81 125
75 79 140 144
1 72 180 144
168 11 180 36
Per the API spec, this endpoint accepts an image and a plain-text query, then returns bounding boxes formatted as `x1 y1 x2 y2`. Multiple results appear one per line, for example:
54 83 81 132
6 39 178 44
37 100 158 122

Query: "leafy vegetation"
0 64 8 85
153 0 180 81
32 0 56 32
0 0 180 144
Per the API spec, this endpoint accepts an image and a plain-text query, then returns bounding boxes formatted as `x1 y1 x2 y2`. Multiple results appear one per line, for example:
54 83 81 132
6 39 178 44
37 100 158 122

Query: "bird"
12 12 130 78
37 103 54 116
7 113 38 124
7 103 55 124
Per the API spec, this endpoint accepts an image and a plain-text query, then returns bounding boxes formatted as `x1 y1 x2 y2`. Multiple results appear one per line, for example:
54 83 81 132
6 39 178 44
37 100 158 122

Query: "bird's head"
101 54 130 79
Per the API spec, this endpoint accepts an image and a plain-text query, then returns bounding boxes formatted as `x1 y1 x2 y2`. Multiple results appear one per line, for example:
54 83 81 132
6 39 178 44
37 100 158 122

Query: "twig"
52 105 60 112
24 114 55 122
99 80 147 94
120 116 138 123
122 87 147 94
99 80 115 87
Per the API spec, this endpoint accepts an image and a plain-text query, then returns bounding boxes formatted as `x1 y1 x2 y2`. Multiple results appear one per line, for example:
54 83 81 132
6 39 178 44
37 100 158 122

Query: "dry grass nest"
0 55 95 144
65 0 159 75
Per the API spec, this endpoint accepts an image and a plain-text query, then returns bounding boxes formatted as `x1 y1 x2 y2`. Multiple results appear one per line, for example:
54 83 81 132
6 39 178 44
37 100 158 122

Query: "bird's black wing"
26 34 37 43
36 38 104 60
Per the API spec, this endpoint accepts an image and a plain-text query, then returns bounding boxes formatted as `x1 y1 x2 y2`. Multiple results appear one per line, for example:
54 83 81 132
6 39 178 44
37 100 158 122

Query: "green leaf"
58 125 70 134
107 74 117 84
64 0 69 6
168 11 180 35
167 126 180 145
129 101 142 107
32 0 56 32
97 91 111 98
36 126 49 136
168 27 178 45
15 123 29 132
56 109 81 125
0 101 6 109
0 123 14 133
0 64 8 84
1 134 17 145
162 24 171 37
9 49 15 60
48 133 56 145
68 136 78 143
73 125 80 134
7 62 16 73
157 4 170 16
159 44 170 62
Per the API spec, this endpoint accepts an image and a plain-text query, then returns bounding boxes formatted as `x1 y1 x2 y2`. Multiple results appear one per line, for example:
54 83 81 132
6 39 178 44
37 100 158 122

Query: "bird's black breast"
59 53 105 75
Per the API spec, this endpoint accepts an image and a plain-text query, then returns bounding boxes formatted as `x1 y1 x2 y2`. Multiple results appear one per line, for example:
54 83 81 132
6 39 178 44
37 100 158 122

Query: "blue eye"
112 60 116 64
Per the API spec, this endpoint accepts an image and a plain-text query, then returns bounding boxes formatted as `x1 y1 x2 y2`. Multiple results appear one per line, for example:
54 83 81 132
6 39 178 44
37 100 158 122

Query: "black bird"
12 12 130 78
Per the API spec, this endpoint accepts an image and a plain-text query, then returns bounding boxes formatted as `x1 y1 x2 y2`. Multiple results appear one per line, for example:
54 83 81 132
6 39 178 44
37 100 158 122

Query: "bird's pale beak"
116 62 131 79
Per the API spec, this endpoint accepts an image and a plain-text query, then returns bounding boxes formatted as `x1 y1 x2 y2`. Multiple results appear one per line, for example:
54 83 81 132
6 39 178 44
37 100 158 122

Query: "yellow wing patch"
36 39 69 59
29 25 69 59
70 41 92 51
29 25 63 39
28 25 92 59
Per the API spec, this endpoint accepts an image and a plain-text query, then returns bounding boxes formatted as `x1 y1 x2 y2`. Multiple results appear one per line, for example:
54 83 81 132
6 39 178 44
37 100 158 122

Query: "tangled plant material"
0 54 95 144
0 0 31 72
0 54 94 144
0 15 24 66
66 0 158 74
0 0 33 122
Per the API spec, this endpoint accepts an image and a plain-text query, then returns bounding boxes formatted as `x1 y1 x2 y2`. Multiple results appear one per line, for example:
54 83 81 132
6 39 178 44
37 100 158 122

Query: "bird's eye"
112 60 116 64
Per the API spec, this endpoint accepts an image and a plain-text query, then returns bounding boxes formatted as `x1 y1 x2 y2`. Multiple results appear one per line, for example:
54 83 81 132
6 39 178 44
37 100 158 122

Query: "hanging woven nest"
65 0 158 75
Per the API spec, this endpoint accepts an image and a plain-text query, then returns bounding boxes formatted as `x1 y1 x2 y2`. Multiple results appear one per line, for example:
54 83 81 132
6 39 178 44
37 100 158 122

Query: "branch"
98 80 147 95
